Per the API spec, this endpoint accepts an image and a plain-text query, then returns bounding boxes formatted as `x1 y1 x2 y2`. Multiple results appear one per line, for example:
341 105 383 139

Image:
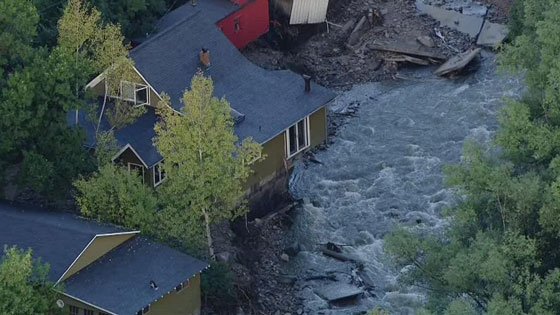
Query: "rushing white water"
286 51 523 314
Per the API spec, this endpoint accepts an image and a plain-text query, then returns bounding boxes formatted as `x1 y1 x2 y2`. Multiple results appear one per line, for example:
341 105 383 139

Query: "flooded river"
287 52 523 314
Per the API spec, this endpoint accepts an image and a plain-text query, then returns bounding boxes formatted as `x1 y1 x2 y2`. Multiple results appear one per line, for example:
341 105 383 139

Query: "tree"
0 246 63 315
0 0 38 85
154 72 263 258
0 46 95 198
57 0 144 131
74 163 158 233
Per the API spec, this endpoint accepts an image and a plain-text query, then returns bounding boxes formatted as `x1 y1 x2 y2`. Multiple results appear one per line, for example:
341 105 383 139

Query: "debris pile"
244 0 510 88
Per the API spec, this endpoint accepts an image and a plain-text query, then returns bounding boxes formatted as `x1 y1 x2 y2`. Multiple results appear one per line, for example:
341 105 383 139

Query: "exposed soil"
243 0 475 89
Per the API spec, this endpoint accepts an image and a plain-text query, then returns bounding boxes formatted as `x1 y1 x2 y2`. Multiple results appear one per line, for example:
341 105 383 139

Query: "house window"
153 162 166 187
234 17 241 33
83 310 94 315
117 81 149 106
286 117 310 158
128 162 145 183
68 305 80 315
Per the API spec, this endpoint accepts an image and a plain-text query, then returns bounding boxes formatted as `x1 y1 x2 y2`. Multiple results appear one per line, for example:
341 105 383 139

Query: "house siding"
87 71 160 108
149 273 202 315
61 233 137 281
217 0 270 49
62 295 106 314
244 105 327 192
115 147 149 184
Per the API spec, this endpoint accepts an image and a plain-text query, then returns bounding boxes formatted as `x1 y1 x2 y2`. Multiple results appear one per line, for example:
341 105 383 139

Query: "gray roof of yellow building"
0 201 124 282
63 236 208 315
0 202 208 315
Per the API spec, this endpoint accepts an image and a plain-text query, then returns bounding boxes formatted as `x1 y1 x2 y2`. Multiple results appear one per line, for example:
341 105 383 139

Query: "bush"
201 262 237 310
73 163 158 232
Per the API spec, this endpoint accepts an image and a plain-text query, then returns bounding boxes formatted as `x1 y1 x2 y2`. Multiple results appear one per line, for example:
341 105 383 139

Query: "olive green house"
71 0 335 214
0 202 208 315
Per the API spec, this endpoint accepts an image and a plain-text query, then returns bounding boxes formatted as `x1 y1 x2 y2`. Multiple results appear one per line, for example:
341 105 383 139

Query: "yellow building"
0 202 208 315
70 0 335 215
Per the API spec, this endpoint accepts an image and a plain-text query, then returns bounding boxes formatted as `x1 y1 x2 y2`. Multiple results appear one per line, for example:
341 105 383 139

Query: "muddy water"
286 52 522 314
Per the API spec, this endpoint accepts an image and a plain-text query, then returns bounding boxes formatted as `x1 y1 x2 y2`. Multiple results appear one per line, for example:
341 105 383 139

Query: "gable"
58 232 138 282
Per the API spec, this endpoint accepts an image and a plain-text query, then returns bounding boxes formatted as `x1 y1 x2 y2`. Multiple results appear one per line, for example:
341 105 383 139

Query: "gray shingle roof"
130 11 336 145
0 202 124 282
73 0 336 168
0 202 208 315
155 0 238 32
63 237 208 315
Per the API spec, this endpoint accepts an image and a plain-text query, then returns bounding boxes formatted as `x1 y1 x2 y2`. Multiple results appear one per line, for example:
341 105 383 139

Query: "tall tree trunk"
203 209 215 260
96 85 109 136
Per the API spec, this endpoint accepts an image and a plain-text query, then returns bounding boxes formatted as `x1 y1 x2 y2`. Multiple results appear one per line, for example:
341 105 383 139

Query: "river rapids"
287 51 523 314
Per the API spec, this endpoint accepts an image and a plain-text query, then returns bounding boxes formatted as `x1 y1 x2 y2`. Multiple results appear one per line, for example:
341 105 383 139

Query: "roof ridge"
131 10 203 55
0 206 127 235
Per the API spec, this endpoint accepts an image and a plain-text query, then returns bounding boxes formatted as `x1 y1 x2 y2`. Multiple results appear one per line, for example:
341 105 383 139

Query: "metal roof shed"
289 0 330 24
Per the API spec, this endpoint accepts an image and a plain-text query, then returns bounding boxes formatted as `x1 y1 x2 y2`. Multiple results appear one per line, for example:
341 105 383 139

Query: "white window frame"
110 80 150 106
152 161 166 187
285 116 310 159
128 162 145 183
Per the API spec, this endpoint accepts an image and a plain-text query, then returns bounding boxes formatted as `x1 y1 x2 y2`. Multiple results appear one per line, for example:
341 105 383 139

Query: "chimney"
199 48 210 67
302 74 311 93
190 0 197 6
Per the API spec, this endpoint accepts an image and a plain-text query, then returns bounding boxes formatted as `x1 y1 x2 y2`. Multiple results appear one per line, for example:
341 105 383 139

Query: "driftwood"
347 16 368 46
321 248 363 264
369 41 446 60
384 54 431 66
341 18 357 34
434 48 481 76
305 274 337 281
254 202 296 226
356 270 375 289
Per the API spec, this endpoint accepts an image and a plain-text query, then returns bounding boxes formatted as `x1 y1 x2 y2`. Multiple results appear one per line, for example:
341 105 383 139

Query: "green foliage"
94 131 120 167
58 0 144 130
0 46 94 197
74 163 158 233
154 72 263 258
368 307 391 315
0 246 63 315
384 1 560 313
91 0 167 40
201 262 237 310
0 0 38 83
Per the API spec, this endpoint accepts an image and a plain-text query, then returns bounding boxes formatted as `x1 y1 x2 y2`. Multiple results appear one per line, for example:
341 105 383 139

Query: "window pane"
297 119 307 149
69 306 80 315
288 125 297 155
122 82 135 101
136 87 148 104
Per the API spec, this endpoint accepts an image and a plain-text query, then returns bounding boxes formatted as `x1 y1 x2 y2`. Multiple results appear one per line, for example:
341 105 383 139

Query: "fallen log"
384 54 431 66
305 274 337 281
321 248 362 264
356 270 375 289
434 48 481 76
347 16 368 46
369 41 446 60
